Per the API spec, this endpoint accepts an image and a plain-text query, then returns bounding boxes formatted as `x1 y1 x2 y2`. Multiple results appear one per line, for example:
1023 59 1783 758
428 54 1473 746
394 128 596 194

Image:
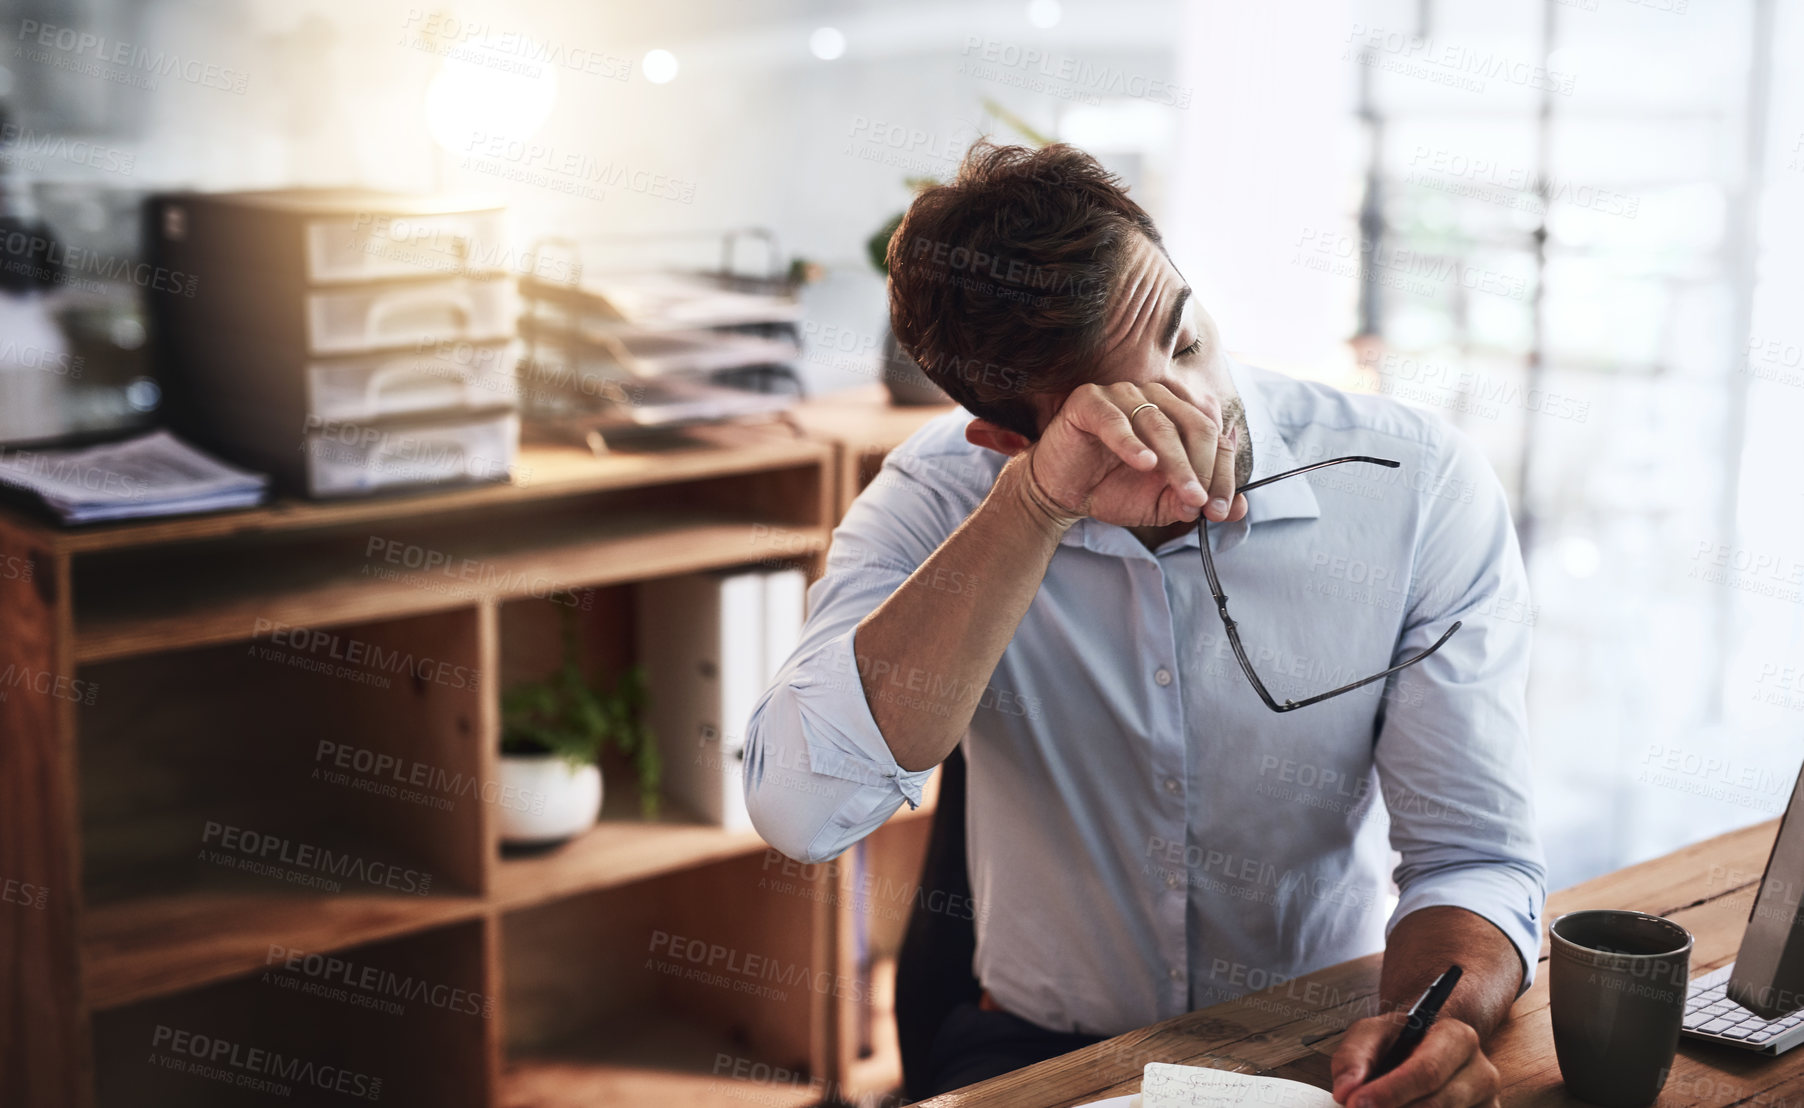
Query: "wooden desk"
920 820 1787 1107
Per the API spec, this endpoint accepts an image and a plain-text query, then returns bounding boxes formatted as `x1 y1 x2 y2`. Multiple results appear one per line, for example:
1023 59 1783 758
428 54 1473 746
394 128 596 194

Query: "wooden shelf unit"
0 398 950 1108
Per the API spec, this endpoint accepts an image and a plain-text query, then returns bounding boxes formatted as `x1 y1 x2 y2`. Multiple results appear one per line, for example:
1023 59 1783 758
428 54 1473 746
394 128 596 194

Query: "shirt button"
1165 871 1182 890
1168 967 1183 982
1154 668 1173 687
1164 777 1181 795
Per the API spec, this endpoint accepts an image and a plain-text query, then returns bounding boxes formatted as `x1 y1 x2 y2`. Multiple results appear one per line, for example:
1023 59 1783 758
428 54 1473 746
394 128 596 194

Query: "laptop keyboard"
1685 964 1804 1047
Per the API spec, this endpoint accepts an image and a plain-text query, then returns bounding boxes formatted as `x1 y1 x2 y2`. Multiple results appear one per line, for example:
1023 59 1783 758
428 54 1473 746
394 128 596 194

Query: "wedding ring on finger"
1128 401 1159 426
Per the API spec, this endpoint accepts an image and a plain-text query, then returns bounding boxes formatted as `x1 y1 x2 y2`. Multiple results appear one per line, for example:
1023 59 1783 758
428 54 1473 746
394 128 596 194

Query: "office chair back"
894 745 979 1101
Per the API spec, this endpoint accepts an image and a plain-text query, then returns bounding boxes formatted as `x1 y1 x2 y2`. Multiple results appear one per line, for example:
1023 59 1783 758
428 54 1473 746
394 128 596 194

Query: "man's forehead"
1099 236 1189 373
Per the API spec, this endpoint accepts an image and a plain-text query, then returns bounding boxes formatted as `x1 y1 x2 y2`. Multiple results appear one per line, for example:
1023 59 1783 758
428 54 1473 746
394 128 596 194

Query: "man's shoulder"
881 407 1006 484
1241 361 1502 517
859 406 1005 514
1244 362 1451 454
1241 364 1464 476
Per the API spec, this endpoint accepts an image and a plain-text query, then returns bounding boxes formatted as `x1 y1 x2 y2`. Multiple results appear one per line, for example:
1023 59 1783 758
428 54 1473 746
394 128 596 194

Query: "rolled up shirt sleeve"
744 434 978 864
1375 428 1548 992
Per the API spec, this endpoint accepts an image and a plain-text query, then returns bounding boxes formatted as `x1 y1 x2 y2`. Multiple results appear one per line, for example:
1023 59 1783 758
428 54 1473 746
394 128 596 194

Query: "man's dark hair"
886 140 1162 439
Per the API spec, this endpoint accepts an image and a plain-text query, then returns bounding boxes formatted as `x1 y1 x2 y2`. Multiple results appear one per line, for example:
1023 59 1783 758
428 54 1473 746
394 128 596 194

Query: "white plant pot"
497 755 602 846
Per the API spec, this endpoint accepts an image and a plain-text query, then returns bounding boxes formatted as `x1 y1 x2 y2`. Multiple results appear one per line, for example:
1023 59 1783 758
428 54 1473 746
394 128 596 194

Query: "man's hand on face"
1331 1014 1501 1108
1013 376 1249 530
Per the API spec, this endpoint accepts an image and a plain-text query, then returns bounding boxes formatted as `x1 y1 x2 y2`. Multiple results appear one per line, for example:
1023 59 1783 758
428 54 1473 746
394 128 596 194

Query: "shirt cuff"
786 625 938 810
1388 862 1546 996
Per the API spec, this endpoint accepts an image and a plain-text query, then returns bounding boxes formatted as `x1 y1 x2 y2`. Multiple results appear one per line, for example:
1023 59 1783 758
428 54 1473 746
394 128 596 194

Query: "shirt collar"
1061 358 1320 558
1228 356 1320 528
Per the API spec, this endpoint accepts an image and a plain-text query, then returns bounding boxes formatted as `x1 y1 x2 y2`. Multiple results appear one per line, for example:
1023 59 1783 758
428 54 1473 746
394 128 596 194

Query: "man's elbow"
742 721 842 865
744 783 834 865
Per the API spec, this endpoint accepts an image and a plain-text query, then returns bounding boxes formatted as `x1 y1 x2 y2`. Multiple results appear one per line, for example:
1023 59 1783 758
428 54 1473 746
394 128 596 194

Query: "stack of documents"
574 270 805 330
588 328 801 376
0 430 269 524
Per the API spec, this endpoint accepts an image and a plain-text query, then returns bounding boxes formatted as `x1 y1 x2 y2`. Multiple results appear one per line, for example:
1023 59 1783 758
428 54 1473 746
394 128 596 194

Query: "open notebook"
1082 1062 1338 1108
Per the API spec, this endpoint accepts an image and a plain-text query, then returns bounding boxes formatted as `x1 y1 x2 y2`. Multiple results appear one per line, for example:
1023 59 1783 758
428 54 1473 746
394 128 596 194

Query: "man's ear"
965 419 1033 456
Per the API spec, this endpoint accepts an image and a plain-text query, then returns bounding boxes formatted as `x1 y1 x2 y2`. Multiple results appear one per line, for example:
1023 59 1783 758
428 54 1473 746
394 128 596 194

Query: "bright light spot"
125 378 161 412
809 27 846 61
424 37 558 156
111 317 146 350
1561 535 1601 579
642 49 679 84
1027 0 1062 28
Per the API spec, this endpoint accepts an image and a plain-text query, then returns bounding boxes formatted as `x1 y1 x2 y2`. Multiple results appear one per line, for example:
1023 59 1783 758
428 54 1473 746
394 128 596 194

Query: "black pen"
1370 964 1463 1079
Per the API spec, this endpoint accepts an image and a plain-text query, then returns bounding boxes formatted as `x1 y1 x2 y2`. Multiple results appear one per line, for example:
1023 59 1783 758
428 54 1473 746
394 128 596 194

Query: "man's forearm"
1379 906 1524 1039
855 454 1072 772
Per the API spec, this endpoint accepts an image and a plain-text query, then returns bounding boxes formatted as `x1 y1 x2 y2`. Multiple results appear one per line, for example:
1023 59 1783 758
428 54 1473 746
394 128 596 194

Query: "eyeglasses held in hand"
1198 455 1461 713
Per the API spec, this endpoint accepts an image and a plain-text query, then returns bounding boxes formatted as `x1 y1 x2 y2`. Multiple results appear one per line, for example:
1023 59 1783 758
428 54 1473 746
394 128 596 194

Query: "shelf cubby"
76 607 488 912
91 920 492 1108
499 853 828 1107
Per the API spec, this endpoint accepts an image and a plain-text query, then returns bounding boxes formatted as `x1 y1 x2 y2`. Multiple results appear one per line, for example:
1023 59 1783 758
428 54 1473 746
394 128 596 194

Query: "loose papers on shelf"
0 430 269 524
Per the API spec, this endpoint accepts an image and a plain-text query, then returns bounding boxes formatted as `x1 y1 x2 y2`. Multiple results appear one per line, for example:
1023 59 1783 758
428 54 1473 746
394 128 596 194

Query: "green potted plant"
498 608 659 845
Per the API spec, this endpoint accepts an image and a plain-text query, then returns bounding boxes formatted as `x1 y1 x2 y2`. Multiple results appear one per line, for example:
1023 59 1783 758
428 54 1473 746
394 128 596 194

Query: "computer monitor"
1728 762 1804 1019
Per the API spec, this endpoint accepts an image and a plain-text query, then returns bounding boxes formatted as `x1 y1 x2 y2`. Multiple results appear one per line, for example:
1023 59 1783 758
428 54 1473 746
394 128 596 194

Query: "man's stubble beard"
1222 395 1254 490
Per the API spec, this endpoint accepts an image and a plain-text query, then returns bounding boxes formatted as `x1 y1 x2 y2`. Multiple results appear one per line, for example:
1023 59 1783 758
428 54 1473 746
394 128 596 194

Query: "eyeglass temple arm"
1200 455 1401 604
1203 454 1455 713
1224 619 1463 713
1235 455 1400 496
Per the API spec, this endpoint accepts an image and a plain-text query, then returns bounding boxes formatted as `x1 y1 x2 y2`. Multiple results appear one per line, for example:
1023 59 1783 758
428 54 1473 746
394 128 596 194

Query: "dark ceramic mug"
1549 910 1695 1107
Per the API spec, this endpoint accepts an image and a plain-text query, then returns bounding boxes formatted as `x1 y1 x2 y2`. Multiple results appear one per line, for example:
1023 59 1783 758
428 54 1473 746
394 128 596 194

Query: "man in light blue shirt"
746 141 1543 1108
